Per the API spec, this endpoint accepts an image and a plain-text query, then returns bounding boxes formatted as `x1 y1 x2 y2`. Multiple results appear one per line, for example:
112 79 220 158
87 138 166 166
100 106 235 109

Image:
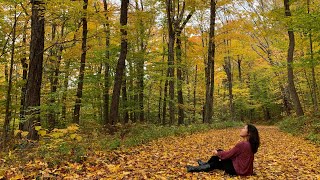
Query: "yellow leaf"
70 134 76 139
14 130 22 136
21 131 29 137
76 136 82 142
107 164 120 173
51 132 63 138
38 129 47 136
67 124 79 132
35 126 42 131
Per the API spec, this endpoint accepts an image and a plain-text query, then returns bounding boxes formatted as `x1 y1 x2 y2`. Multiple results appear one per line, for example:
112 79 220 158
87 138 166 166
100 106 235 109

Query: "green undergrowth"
278 115 320 145
1 121 243 169
98 121 244 150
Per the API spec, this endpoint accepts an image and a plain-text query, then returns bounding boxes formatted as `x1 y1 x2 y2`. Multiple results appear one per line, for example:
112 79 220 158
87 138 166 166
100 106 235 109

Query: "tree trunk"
19 19 29 130
284 0 304 116
193 65 197 123
158 33 166 124
223 56 235 120
136 0 145 122
176 31 184 125
122 75 129 124
73 0 88 124
166 0 175 125
204 0 216 123
109 0 129 124
103 0 111 125
237 55 242 83
22 0 45 140
3 6 17 145
61 60 70 120
162 73 169 125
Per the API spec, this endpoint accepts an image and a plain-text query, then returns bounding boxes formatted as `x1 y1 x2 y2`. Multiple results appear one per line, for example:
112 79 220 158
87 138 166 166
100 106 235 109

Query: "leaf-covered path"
4 126 320 179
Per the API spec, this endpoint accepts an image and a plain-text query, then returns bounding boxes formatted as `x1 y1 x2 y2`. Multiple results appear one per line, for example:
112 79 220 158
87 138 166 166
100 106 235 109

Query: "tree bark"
193 65 197 123
204 0 216 123
166 0 175 125
22 0 45 140
176 31 184 125
73 0 89 124
284 0 304 116
307 0 318 112
3 6 17 145
122 75 129 124
109 0 129 124
103 0 111 125
223 55 235 120
19 20 29 130
237 55 242 83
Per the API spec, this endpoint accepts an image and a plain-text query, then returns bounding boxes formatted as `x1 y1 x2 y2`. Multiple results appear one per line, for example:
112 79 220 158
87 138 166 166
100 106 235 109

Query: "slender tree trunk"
48 22 63 130
284 0 304 116
136 0 145 122
158 33 166 124
176 31 184 125
3 6 17 145
19 20 29 130
224 56 235 120
193 65 197 123
109 0 129 124
122 75 129 124
237 55 242 83
22 0 45 140
204 0 216 123
61 61 70 120
103 0 111 125
306 0 318 112
162 73 169 125
73 0 88 124
48 24 57 130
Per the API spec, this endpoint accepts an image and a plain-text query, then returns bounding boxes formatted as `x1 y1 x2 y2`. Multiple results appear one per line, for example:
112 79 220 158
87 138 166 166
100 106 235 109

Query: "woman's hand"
213 150 218 156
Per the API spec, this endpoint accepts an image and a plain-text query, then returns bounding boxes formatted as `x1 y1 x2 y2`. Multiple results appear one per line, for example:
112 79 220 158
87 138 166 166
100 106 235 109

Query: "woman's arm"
216 142 242 160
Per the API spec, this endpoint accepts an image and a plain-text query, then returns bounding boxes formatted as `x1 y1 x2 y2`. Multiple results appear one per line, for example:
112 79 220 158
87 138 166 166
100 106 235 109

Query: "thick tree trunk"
22 0 45 140
284 0 304 116
3 7 17 145
103 0 111 125
166 0 175 125
73 0 88 124
109 0 129 124
204 0 216 123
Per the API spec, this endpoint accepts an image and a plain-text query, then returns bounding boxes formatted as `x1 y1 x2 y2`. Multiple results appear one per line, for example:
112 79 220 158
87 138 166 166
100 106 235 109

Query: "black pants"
207 150 237 175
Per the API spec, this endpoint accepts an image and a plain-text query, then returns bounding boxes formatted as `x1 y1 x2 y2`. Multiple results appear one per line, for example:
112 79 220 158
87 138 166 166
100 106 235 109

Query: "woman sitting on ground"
186 124 260 176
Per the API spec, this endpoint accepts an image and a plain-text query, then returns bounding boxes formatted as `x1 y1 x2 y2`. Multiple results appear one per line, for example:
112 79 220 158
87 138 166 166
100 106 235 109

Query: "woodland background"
0 0 320 171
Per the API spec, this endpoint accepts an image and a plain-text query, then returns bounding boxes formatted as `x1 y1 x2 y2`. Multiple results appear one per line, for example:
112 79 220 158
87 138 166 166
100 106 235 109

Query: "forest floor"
2 126 320 179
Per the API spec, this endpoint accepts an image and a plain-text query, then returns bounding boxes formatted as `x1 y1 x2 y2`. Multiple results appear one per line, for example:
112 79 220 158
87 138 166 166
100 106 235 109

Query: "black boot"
197 159 207 166
186 164 211 172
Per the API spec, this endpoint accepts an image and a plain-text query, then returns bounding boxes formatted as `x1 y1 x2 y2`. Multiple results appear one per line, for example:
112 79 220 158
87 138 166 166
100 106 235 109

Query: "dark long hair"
247 124 260 154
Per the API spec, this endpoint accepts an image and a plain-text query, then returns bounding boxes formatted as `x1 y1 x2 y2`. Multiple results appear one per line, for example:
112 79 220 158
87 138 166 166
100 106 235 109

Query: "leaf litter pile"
3 126 320 179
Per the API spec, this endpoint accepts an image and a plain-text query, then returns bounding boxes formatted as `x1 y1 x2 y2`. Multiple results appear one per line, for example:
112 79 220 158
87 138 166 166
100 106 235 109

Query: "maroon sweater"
217 141 254 176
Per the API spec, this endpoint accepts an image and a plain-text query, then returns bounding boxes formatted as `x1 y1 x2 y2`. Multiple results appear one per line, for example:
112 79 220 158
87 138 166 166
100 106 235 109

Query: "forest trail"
3 126 320 179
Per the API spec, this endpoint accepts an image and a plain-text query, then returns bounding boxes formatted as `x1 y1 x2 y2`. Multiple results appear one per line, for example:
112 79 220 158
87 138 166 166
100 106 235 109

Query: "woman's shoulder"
236 141 250 147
